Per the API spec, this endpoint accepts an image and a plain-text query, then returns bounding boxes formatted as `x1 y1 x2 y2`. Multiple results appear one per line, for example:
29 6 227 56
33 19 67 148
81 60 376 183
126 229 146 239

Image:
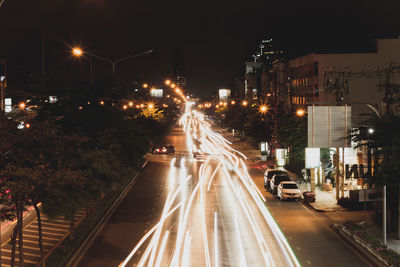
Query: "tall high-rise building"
173 50 186 87
252 39 284 65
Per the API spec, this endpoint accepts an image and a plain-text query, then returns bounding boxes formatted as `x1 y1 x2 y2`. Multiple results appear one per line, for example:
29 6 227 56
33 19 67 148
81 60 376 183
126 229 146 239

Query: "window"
314 62 319 76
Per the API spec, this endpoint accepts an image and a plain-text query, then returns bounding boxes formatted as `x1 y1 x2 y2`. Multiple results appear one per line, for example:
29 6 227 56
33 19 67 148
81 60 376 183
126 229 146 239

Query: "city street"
78 108 372 267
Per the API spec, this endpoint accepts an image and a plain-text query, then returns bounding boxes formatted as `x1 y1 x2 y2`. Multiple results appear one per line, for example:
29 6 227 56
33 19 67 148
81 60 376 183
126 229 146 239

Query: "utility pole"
0 59 6 113
41 32 46 88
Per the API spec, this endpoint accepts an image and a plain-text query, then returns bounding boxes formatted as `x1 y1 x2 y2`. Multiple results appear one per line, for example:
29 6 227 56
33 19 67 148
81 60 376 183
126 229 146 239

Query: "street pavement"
78 110 373 267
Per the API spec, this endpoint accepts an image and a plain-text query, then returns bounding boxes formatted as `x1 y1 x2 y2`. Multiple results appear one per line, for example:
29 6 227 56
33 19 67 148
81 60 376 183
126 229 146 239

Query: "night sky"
1 0 399 97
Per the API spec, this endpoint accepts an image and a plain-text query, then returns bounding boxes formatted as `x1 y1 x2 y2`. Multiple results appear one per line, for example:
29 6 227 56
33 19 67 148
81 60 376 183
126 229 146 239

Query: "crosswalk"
1 210 86 267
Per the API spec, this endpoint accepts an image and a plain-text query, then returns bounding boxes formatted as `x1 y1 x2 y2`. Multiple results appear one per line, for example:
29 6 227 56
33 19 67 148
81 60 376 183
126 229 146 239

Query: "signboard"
305 148 320 168
4 98 11 113
308 106 351 148
276 149 287 167
150 88 163 98
358 189 382 202
218 89 231 101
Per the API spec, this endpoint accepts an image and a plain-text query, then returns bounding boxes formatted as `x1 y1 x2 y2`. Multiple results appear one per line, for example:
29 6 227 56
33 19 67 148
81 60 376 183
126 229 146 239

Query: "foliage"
0 92 176 265
141 106 165 121
218 104 273 144
352 113 400 187
276 111 307 161
343 221 400 266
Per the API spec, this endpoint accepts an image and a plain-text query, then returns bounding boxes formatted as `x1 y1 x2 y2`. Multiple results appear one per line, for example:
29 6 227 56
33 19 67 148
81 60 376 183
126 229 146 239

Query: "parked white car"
277 181 302 201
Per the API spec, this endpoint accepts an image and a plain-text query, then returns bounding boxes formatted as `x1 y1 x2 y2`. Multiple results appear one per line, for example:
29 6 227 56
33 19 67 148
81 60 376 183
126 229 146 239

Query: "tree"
352 113 400 234
276 111 307 173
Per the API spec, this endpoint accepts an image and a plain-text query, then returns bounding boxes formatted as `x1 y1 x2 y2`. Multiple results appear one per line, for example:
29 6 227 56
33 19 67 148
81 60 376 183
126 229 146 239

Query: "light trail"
214 212 220 267
120 105 300 267
154 231 169 267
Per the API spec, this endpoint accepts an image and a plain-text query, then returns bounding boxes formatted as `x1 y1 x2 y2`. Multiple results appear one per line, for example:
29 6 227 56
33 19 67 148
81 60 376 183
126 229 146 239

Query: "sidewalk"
217 127 400 256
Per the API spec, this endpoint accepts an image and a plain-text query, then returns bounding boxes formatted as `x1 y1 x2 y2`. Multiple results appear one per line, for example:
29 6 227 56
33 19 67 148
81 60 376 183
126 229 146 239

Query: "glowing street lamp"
259 105 268 113
171 83 176 88
165 80 171 85
296 109 305 116
148 103 154 109
142 83 149 88
128 101 134 107
231 100 236 105
122 105 128 110
19 102 26 109
242 100 248 106
72 48 83 56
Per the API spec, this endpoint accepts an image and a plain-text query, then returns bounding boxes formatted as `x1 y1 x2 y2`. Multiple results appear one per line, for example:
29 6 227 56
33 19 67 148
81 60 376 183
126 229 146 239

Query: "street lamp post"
72 48 153 100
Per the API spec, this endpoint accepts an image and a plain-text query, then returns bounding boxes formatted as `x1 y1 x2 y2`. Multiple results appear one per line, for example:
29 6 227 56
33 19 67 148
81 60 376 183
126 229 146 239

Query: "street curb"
308 202 337 212
65 160 148 267
332 224 387 267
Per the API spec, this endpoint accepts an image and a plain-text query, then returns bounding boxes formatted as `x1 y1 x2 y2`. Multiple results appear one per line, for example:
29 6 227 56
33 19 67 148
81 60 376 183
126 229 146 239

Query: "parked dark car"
153 145 175 154
264 169 288 190
269 174 291 194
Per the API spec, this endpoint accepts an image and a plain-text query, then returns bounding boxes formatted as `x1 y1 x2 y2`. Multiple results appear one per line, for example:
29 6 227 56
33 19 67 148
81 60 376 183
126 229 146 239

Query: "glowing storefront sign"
276 149 287 167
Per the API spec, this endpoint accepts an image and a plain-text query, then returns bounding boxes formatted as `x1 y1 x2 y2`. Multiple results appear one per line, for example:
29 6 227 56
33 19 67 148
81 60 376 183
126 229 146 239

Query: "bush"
343 221 400 266
338 197 363 210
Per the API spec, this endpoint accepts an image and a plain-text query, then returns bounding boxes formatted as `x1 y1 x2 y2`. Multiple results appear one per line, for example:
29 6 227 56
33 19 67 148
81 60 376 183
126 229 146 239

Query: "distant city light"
242 100 248 106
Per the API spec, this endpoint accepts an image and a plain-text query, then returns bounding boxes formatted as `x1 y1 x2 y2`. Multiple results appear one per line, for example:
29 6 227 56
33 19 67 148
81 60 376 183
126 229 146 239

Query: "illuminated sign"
218 89 231 101
305 148 320 169
150 88 163 98
4 98 11 113
276 149 287 167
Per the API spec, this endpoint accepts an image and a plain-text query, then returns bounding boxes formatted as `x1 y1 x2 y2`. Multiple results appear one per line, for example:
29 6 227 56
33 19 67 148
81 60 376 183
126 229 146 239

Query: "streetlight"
296 109 305 116
231 100 236 105
72 47 153 76
72 47 153 99
142 83 149 88
242 100 248 106
19 102 26 109
259 105 268 113
72 48 83 56
165 80 171 85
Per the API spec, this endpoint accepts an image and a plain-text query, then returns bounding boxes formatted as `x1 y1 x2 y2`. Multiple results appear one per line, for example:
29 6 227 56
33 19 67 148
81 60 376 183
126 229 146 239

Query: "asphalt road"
78 110 372 267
